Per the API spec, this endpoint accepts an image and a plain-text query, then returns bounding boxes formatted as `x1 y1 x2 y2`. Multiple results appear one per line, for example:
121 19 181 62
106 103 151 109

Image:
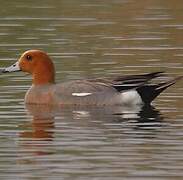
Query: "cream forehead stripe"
72 93 92 97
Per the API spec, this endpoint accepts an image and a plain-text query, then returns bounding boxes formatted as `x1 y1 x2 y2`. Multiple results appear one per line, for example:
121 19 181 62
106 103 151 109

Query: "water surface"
0 0 183 179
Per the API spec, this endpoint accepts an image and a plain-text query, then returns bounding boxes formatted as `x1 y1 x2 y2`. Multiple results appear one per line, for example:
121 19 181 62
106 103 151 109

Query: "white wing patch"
72 93 92 97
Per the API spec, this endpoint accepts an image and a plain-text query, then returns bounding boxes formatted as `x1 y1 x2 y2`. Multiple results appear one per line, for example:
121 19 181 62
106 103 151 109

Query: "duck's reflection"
20 105 162 156
20 104 55 141
113 105 163 121
138 105 163 123
20 103 163 142
113 105 164 129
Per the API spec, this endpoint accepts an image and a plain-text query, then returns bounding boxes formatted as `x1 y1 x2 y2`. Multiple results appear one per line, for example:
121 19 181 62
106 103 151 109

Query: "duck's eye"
26 55 32 61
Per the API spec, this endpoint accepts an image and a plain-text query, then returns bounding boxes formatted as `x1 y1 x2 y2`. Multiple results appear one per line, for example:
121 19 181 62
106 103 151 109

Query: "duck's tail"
136 76 183 104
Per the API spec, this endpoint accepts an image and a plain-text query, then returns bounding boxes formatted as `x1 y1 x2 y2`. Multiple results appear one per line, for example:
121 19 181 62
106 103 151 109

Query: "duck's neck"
32 68 55 85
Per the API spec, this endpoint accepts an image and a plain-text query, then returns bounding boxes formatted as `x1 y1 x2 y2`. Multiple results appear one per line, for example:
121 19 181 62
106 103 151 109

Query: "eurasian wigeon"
2 50 182 106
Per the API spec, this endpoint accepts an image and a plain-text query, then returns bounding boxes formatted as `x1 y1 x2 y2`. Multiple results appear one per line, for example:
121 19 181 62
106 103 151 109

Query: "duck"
2 50 182 106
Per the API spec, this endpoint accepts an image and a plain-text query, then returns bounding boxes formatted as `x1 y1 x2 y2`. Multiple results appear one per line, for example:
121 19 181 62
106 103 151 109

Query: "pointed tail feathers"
137 76 183 104
113 71 164 92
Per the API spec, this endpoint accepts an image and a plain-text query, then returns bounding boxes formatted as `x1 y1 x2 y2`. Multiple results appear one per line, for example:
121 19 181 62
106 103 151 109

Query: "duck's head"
3 50 55 85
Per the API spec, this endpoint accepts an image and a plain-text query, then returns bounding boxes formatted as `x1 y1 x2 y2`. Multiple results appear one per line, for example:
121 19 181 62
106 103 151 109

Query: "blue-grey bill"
2 61 20 73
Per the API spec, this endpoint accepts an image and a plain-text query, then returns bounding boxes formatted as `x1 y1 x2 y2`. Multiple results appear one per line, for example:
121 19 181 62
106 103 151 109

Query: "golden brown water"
0 0 183 179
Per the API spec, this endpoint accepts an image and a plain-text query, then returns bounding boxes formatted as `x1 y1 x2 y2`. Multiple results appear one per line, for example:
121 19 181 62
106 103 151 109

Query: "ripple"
0 0 183 179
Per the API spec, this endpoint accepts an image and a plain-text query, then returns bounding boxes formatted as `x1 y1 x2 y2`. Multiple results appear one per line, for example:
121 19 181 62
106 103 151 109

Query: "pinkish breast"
25 85 55 104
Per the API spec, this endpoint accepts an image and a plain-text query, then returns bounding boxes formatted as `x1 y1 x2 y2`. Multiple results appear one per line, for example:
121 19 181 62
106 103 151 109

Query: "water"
0 0 183 179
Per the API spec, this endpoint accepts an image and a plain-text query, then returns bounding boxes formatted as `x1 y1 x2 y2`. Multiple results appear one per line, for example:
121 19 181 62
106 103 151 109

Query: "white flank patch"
72 93 92 97
120 90 143 105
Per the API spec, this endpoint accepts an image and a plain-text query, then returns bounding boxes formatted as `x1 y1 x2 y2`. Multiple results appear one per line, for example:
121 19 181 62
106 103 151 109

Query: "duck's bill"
2 62 21 73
